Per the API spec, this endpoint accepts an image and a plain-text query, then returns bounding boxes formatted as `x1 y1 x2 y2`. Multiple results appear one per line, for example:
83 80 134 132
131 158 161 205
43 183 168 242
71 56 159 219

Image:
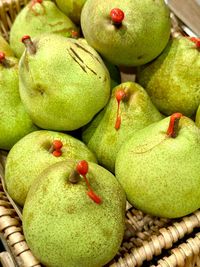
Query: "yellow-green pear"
81 0 171 66
10 0 78 58
83 82 163 172
23 160 126 267
19 34 110 131
138 36 200 117
116 113 200 218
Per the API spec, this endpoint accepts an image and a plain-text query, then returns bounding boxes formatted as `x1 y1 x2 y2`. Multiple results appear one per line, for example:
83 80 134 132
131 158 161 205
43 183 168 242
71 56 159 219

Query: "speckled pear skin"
55 0 86 24
9 0 78 58
81 0 171 66
77 38 120 88
0 57 36 150
82 82 163 173
195 105 200 128
23 160 126 267
138 37 200 117
19 34 110 131
115 116 200 218
0 35 14 57
5 130 97 206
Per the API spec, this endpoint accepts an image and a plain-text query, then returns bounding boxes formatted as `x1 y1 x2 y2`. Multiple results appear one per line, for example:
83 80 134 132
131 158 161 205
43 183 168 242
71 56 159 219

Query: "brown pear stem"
167 113 182 138
68 170 80 184
0 52 13 68
22 36 36 55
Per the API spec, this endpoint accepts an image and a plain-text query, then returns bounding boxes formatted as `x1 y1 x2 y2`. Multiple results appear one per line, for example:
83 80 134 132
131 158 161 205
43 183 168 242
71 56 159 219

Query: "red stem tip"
189 37 200 48
0 52 5 61
76 160 88 176
110 8 125 25
21 35 31 43
53 140 63 150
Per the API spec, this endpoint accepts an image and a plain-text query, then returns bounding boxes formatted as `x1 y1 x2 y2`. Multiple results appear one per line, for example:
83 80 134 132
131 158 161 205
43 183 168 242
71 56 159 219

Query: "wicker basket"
0 0 200 266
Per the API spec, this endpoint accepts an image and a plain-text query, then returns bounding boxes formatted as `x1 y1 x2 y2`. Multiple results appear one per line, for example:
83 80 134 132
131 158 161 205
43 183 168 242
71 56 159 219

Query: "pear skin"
83 82 163 172
23 160 126 267
55 0 86 24
196 105 200 128
5 130 97 206
10 0 78 58
116 114 200 218
0 55 36 150
138 37 200 117
0 35 14 57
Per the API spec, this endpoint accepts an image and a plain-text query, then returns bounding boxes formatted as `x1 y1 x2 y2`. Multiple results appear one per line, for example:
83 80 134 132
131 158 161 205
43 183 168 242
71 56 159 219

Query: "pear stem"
0 52 11 68
68 170 80 184
76 160 102 204
21 36 36 55
167 113 182 138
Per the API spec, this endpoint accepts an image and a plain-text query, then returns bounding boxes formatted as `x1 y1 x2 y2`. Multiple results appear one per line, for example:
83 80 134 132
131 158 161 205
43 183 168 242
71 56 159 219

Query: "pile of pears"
1 0 200 266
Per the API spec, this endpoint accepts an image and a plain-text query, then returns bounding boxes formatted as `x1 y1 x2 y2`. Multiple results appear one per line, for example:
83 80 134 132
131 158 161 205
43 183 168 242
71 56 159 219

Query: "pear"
23 160 126 267
9 0 78 58
115 113 200 218
0 52 36 150
0 35 14 57
55 0 86 24
19 34 110 131
196 105 200 128
5 130 97 206
81 0 171 66
82 82 163 172
138 36 200 117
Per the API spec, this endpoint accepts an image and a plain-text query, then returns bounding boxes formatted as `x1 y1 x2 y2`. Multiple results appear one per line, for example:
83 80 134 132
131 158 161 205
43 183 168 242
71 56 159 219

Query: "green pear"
82 82 163 173
196 105 200 128
5 130 97 206
138 36 200 117
0 35 14 57
19 34 110 131
55 0 86 24
0 53 36 150
81 0 171 66
23 160 126 267
116 113 200 218
10 0 78 58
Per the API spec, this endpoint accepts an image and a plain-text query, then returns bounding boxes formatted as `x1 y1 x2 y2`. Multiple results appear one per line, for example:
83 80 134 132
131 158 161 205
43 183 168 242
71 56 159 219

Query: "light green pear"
10 0 78 58
5 130 97 206
0 54 36 150
23 160 126 267
55 0 86 24
116 114 200 218
138 36 200 117
195 105 200 128
19 34 110 131
0 35 14 57
81 0 171 66
82 82 163 172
